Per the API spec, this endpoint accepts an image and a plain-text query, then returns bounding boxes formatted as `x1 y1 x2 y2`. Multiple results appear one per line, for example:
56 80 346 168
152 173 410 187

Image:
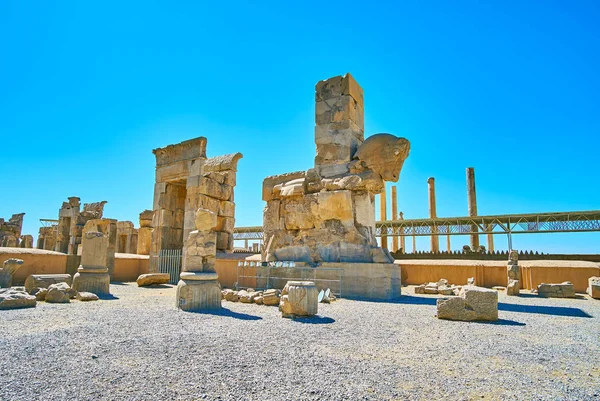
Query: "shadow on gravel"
499 303 593 318
194 307 262 321
98 294 120 301
291 316 335 324
110 282 129 286
470 318 526 326
384 296 437 306
139 284 173 289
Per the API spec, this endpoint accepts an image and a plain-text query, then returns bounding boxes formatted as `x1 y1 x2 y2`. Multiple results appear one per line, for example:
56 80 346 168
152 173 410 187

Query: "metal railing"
150 249 182 284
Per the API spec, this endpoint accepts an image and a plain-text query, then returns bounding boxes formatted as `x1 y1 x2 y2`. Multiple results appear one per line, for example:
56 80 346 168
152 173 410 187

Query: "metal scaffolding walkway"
233 210 600 241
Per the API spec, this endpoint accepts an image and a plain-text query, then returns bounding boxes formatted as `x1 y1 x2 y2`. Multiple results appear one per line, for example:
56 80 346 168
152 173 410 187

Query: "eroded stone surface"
0 288 36 309
137 273 170 287
0 258 24 288
588 277 600 299
437 286 498 321
45 282 71 303
279 281 318 318
537 282 576 298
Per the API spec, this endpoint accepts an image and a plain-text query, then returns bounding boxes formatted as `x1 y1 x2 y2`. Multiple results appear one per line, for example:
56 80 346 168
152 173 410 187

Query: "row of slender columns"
378 168 495 253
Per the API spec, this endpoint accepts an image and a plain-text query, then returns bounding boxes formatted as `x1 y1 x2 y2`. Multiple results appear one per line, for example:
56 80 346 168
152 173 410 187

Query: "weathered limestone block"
0 288 36 309
137 273 170 287
218 201 235 218
507 279 520 296
588 277 600 299
263 171 306 202
0 258 24 288
437 286 498 321
537 282 576 298
279 281 318 318
34 288 48 301
45 282 71 303
76 292 99 301
20 235 34 248
195 176 233 201
353 134 410 182
25 274 72 293
176 272 221 311
216 216 235 234
72 231 111 295
262 289 281 306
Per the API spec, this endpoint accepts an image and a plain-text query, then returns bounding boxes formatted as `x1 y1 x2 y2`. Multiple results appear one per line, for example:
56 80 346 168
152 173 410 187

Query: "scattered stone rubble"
0 287 36 310
222 288 281 306
588 277 600 299
535 282 576 298
414 279 461 296
0 279 99 309
137 273 170 287
437 285 498 321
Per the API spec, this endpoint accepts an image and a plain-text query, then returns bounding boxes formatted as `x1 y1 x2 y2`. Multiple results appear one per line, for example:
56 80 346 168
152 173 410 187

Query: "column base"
176 272 221 311
72 266 110 295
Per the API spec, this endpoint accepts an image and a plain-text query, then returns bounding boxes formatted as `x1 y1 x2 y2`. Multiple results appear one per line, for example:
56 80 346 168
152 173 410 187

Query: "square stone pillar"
314 73 364 178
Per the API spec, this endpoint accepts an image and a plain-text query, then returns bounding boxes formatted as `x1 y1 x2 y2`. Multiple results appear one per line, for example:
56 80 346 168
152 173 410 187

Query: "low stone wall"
113 253 150 282
398 260 507 288
0 248 150 284
0 248 67 285
398 259 600 293
216 259 401 300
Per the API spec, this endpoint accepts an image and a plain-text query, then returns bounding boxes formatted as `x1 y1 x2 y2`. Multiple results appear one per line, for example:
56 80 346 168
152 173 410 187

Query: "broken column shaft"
427 177 439 253
466 167 479 249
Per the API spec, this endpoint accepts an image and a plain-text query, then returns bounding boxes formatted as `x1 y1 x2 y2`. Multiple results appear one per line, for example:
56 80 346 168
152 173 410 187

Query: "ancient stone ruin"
136 210 153 255
506 250 521 296
72 230 112 296
37 225 57 250
0 258 24 288
150 137 242 261
56 197 107 255
116 221 138 254
0 213 25 247
176 208 222 311
437 285 498 321
262 74 410 264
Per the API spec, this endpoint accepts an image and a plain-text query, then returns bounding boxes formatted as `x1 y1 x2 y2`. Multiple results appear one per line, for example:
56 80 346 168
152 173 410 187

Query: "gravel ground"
1 283 599 401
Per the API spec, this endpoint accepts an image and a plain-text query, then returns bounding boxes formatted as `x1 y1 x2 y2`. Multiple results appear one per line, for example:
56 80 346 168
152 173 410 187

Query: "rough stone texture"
176 208 222 311
24 274 72 293
55 197 107 256
45 282 71 304
588 276 600 299
137 273 170 287
151 137 241 260
0 258 24 288
437 285 498 321
0 213 25 248
537 282 576 298
71 231 111 295
507 279 520 296
76 292 99 301
19 235 34 249
262 289 281 306
262 74 410 265
0 287 36 309
33 288 48 301
279 281 318 318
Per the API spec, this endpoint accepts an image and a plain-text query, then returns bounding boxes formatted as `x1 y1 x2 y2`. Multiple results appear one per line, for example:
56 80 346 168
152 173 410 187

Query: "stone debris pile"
221 288 281 306
0 287 36 310
0 280 99 309
414 279 461 296
534 282 576 298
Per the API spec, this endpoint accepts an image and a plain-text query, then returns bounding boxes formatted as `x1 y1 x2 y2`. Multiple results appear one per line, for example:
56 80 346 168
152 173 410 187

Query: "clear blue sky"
1 1 598 253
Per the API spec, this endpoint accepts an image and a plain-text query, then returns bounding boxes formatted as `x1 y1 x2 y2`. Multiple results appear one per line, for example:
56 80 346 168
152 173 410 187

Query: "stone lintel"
153 137 208 167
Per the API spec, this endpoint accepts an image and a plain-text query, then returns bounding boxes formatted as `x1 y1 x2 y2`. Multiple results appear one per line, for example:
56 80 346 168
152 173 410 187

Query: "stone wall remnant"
150 137 242 265
136 210 153 255
0 213 25 247
262 74 410 264
116 221 138 254
536 282 576 298
37 226 57 250
55 197 107 255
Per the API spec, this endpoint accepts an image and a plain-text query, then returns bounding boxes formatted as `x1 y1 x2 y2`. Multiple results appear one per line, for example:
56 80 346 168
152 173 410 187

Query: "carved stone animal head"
353 134 410 182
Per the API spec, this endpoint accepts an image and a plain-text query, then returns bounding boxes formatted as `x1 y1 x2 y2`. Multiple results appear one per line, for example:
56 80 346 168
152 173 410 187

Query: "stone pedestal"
72 266 110 295
280 281 318 318
176 272 221 311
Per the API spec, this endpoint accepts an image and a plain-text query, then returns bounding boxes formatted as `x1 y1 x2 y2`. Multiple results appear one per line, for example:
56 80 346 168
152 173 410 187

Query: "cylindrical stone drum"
280 281 318 318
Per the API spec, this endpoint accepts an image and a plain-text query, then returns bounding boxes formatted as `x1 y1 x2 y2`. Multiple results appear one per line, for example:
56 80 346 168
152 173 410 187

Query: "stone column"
72 231 111 295
506 250 520 296
176 208 222 311
399 212 405 253
82 219 117 279
391 186 398 252
427 177 439 253
314 73 364 178
466 167 479 249
380 186 388 250
446 229 451 252
137 210 153 255
0 258 24 288
487 224 494 252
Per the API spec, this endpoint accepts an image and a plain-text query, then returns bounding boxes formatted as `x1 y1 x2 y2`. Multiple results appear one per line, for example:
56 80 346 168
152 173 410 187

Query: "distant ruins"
262 73 410 264
0 213 26 247
56 198 107 255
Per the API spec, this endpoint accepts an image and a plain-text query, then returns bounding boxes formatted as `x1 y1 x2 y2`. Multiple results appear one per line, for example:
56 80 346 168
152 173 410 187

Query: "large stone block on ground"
0 288 36 310
279 281 318 318
137 273 170 287
437 286 498 321
588 277 600 299
0 258 24 288
176 272 221 311
537 282 576 298
25 274 72 293
45 282 71 303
